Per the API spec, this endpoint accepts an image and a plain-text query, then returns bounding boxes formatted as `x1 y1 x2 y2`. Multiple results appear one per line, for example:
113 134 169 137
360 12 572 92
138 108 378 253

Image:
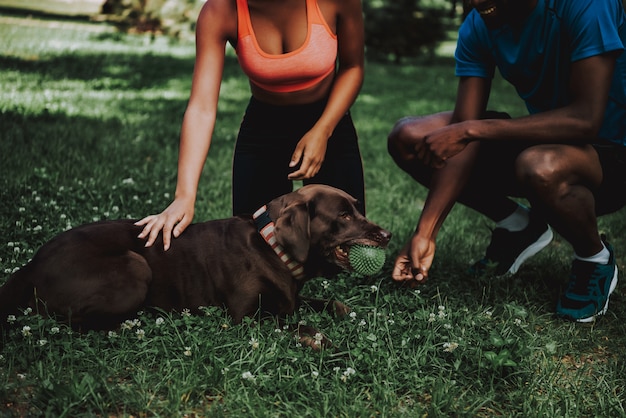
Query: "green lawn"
1 12 626 417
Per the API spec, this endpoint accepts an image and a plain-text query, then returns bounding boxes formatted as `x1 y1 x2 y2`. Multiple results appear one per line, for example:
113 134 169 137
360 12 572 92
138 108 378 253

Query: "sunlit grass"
1 11 626 417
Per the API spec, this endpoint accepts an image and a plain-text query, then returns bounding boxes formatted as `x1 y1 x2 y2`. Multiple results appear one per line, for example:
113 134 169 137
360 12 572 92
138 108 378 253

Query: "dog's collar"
253 205 306 280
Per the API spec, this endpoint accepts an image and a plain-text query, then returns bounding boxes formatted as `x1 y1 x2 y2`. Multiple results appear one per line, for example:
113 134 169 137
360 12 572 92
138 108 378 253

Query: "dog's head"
267 185 392 278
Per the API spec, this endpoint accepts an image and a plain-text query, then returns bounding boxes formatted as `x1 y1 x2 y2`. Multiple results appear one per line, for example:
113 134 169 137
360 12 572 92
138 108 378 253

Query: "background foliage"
99 0 456 60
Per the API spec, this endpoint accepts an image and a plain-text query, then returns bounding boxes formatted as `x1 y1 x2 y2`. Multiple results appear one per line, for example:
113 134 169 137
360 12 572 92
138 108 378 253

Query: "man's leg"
514 143 618 322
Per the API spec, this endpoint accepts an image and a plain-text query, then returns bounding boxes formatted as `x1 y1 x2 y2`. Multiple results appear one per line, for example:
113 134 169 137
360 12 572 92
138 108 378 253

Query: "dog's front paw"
297 325 331 351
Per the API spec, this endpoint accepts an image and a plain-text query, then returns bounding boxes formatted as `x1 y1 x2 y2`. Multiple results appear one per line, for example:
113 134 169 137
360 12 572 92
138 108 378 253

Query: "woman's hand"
135 197 195 251
287 129 329 180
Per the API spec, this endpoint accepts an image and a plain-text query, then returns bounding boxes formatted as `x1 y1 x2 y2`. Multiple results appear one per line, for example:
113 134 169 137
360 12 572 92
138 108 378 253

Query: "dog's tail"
0 265 35 331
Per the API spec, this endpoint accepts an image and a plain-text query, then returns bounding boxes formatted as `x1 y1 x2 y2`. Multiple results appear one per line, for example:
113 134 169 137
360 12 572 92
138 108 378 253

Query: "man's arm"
392 76 491 282
422 53 618 165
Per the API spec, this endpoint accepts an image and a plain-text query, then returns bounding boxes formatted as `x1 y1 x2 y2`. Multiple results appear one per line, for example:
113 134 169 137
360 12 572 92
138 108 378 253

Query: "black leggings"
232 96 365 216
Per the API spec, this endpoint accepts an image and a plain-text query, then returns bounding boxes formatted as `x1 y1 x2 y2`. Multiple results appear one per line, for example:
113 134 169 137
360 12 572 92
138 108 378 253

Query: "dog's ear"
274 200 310 264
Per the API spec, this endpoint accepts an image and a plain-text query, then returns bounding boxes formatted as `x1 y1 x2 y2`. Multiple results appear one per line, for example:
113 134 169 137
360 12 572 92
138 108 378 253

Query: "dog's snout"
373 228 392 246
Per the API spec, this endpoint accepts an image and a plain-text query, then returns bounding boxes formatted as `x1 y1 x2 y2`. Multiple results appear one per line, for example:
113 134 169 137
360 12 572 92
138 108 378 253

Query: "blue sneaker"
556 243 618 323
470 213 553 276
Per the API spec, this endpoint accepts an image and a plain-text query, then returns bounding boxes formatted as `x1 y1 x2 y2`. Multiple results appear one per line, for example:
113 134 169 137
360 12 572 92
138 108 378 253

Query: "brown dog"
0 185 391 347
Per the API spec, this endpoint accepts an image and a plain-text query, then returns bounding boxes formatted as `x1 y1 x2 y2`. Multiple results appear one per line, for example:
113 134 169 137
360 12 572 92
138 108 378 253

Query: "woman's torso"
234 0 339 105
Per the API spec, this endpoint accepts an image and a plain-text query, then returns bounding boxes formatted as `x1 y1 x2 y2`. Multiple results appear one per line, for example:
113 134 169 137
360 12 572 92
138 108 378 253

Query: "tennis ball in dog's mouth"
348 245 386 276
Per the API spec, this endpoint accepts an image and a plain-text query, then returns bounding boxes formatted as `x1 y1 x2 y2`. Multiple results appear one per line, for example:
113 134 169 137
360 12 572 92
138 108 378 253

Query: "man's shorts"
594 142 626 215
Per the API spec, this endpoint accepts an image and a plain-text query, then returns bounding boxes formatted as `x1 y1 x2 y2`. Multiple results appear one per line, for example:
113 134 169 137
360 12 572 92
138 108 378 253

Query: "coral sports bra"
235 0 338 93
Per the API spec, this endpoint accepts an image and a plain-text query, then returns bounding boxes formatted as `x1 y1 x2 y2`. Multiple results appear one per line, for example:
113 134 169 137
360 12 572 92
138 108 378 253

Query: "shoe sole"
576 265 619 323
506 227 554 275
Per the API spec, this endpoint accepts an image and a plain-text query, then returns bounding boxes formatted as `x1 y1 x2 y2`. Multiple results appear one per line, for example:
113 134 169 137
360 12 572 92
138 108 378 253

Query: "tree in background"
101 0 455 60
362 0 449 62
101 0 202 39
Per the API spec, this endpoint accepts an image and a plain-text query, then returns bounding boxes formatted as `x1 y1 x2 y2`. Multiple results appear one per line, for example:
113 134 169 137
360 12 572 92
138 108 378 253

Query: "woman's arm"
288 0 365 179
136 0 236 250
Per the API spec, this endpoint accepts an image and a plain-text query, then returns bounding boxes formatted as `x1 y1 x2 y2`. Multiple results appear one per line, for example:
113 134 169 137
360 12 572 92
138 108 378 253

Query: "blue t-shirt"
455 0 626 145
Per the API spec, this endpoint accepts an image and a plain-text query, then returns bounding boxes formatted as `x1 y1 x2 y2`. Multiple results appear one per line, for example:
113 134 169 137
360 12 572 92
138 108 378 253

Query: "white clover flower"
221 323 229 329
112 206 120 213
33 225 42 232
108 331 117 338
241 371 255 381
38 339 48 346
122 178 135 185
298 319 307 326
514 318 523 326
443 342 459 353
7 315 16 324
349 311 357 320
136 329 145 340
249 337 259 350
182 308 191 317
18 207 26 213
322 280 329 290
428 313 436 323
311 371 319 378
370 285 378 293
444 323 452 330
388 319 395 325
341 367 356 382
358 319 366 327
17 374 26 380
484 310 493 318
155 317 165 326
21 326 31 337
221 367 229 375
313 333 324 347
184 347 192 356
333 367 341 373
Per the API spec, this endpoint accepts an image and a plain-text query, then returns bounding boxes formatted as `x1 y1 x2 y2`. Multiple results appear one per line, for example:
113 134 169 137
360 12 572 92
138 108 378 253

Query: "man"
387 0 626 322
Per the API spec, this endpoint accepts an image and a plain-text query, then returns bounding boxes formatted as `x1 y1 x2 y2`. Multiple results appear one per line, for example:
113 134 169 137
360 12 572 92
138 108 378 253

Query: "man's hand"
392 234 436 284
416 122 471 168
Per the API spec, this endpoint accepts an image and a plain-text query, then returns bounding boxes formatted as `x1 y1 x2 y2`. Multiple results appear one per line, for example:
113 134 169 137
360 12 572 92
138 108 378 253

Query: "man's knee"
514 147 565 192
387 117 416 163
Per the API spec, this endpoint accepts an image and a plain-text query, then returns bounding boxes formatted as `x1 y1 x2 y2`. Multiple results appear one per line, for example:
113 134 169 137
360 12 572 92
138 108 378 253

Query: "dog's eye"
339 211 352 221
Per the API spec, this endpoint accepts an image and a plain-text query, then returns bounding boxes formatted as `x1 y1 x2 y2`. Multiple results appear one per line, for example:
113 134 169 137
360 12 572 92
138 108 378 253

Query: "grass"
1 11 626 417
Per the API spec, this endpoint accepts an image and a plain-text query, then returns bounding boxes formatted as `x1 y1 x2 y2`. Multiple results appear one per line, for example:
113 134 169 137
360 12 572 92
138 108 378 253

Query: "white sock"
575 243 610 265
496 204 530 232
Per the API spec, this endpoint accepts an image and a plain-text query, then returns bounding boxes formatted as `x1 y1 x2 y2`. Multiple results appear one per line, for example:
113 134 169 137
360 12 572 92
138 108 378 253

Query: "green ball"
349 245 386 276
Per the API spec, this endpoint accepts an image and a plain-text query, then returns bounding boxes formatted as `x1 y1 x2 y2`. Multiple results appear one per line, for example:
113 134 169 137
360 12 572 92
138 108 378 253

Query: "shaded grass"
1 12 626 417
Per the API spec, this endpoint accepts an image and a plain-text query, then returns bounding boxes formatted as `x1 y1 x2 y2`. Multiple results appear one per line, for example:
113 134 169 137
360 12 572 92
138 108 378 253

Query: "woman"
137 0 366 251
